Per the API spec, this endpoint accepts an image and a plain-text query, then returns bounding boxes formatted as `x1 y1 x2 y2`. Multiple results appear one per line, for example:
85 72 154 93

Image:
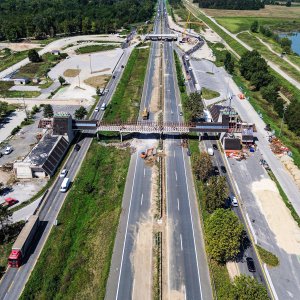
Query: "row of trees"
0 0 156 41
196 0 264 10
239 50 300 136
0 101 9 120
43 104 87 120
250 21 293 54
183 92 204 122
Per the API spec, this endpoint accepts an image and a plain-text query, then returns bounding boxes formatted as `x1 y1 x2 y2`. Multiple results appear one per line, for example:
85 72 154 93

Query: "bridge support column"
120 132 123 142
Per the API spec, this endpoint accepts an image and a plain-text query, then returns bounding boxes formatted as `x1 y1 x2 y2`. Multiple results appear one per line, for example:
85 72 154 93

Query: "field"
84 75 111 88
0 49 30 72
215 17 300 34
237 31 300 82
63 69 81 77
20 143 131 300
103 47 150 122
75 44 119 54
201 87 220 99
203 5 300 18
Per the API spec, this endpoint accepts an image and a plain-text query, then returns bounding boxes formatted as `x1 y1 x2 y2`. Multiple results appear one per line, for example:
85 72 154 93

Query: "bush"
11 126 21 135
256 245 279 267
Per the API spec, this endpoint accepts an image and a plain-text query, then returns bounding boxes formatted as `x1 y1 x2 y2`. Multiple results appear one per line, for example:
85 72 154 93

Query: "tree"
96 86 101 96
233 275 269 300
28 49 40 62
250 20 259 33
224 52 234 74
58 76 66 86
205 209 244 263
285 100 300 136
0 205 12 242
74 106 87 120
193 152 213 182
43 104 54 118
204 176 229 212
286 0 291 7
183 92 204 122
0 101 9 118
250 71 274 90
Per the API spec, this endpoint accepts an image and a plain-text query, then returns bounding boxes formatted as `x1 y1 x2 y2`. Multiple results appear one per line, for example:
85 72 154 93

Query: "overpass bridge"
145 33 178 41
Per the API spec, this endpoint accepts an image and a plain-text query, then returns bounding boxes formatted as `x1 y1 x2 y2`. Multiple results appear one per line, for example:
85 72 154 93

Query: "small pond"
279 32 300 55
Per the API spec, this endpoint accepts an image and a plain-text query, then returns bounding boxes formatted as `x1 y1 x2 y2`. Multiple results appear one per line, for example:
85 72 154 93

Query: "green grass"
256 245 279 267
0 81 40 98
215 17 300 34
75 44 119 54
201 87 220 99
0 50 30 72
103 47 150 122
20 142 131 300
268 170 300 227
237 32 300 83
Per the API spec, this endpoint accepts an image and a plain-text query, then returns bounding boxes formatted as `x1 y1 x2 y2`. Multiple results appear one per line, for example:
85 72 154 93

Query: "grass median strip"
20 142 130 299
104 47 150 122
256 245 279 267
75 44 119 54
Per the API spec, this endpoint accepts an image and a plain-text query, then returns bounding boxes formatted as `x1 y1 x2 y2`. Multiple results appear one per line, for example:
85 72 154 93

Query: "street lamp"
279 105 287 137
22 93 28 119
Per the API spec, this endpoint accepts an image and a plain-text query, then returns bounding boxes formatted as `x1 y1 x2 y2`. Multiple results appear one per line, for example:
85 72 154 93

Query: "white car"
94 107 99 112
231 196 238 207
185 55 189 61
4 146 13 155
60 168 68 178
188 66 192 71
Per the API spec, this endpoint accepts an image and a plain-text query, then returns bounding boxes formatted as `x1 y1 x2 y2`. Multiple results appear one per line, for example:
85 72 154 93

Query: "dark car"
0 152 2 158
213 166 219 175
213 144 218 150
187 149 191 156
246 257 256 272
121 65 124 68
221 166 227 173
74 144 81 151
112 75 116 79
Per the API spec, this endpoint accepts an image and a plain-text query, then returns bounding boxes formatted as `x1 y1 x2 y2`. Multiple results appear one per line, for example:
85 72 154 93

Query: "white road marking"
177 198 180 211
175 171 177 181
141 194 144 206
174 150 176 158
116 156 139 300
180 234 183 251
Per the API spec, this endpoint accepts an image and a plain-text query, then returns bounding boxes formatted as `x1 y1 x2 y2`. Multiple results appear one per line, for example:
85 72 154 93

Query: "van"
100 103 106 111
60 178 70 193
207 148 214 156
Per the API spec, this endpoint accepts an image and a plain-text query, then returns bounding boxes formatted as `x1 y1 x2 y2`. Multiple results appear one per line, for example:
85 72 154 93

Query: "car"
231 196 238 207
221 166 227 173
0 152 3 158
179 112 183 116
94 107 99 112
121 65 124 68
246 257 256 272
112 75 116 79
187 149 191 156
213 166 219 175
213 144 218 150
74 144 81 151
4 146 13 155
188 66 192 71
60 168 68 178
185 55 189 61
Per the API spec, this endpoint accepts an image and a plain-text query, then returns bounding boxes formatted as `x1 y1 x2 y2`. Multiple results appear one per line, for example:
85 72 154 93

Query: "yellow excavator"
142 108 149 120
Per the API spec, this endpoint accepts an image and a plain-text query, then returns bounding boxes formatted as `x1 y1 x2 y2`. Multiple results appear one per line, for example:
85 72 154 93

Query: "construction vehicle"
8 215 40 268
142 108 149 120
140 148 154 159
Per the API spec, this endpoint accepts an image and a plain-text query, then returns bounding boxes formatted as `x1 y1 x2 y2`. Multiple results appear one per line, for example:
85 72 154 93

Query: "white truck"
60 178 70 193
207 148 214 156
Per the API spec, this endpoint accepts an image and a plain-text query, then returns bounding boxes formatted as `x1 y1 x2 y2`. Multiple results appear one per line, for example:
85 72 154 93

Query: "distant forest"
0 0 156 41
194 0 264 10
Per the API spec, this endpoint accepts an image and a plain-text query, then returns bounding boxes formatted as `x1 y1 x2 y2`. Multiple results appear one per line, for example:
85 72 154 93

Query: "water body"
279 32 300 55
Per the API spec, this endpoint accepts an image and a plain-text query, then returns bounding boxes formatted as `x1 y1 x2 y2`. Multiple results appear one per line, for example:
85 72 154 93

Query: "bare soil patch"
279 155 300 190
226 261 240 281
203 5 300 18
83 74 111 88
63 69 81 77
251 178 300 255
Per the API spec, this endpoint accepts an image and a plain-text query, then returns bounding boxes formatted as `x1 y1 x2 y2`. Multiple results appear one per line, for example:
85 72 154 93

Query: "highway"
0 45 132 300
104 5 162 300
163 3 212 299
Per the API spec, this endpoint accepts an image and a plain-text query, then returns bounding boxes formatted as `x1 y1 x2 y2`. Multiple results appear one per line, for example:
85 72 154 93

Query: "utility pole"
22 93 28 119
279 105 287 137
77 65 81 88
89 54 92 74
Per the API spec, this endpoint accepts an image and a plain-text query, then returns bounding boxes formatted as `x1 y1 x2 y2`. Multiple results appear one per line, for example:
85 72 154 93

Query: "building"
223 137 241 157
14 113 74 179
13 77 30 85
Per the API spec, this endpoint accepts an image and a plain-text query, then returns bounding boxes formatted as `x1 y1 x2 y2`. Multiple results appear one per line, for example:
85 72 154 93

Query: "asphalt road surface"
163 5 212 299
0 44 132 300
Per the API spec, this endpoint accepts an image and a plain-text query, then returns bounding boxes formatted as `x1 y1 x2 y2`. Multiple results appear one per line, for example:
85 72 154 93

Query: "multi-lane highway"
105 4 162 300
0 45 132 300
163 3 212 299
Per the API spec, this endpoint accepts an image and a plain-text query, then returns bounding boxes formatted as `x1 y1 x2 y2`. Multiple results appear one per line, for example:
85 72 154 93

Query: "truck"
142 108 149 120
207 147 214 156
60 177 70 192
1 197 18 207
8 215 39 268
